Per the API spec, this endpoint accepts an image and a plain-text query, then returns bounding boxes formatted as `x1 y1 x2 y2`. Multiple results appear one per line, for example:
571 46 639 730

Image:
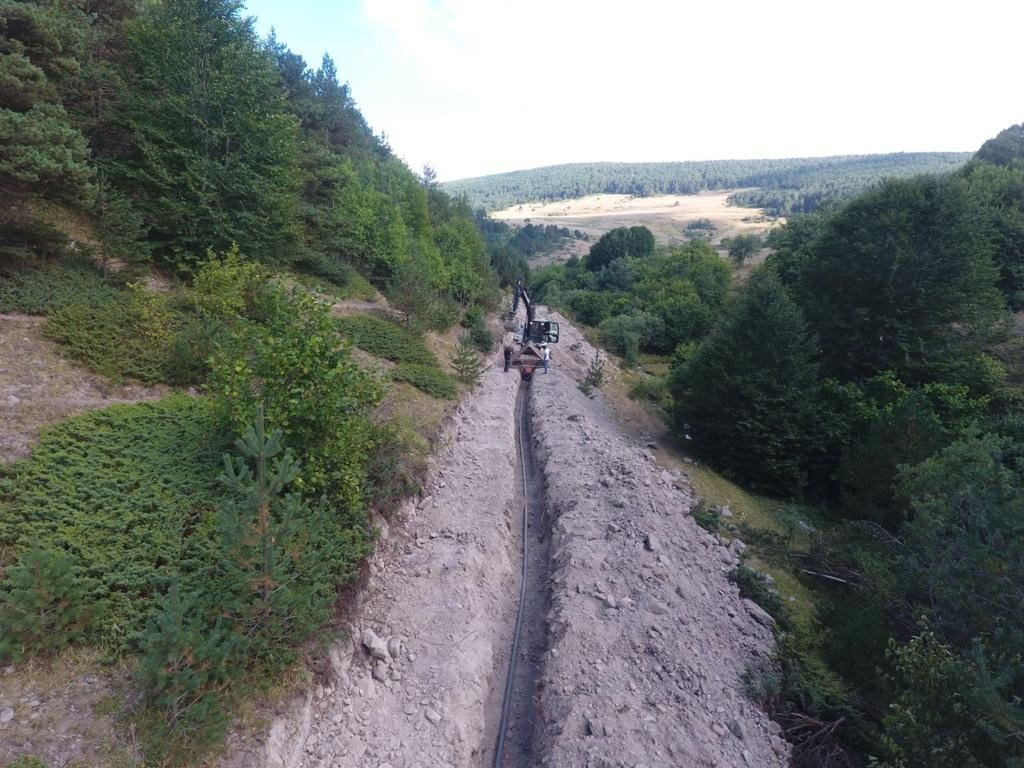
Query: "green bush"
43 290 191 383
0 257 124 314
0 395 230 652
451 335 483 386
629 374 669 407
391 363 458 399
335 313 438 366
212 289 383 502
461 306 493 352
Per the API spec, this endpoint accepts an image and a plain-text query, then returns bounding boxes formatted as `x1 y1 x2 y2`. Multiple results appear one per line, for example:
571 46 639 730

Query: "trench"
481 380 552 768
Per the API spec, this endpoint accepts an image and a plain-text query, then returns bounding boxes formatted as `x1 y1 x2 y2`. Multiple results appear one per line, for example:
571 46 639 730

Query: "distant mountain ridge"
444 153 971 215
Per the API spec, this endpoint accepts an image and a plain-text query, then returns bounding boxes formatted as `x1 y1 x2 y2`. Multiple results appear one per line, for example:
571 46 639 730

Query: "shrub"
598 312 664 366
629 374 669 408
0 396 229 652
0 257 123 314
578 351 606 398
43 289 189 383
461 306 493 352
211 288 383 501
391 363 458 399
335 313 438 366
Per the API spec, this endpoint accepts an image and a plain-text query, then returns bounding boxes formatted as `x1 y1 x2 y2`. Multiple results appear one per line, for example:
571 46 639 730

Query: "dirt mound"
529 368 788 766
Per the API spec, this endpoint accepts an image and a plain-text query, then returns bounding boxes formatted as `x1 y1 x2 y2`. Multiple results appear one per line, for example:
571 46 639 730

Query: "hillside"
443 153 971 215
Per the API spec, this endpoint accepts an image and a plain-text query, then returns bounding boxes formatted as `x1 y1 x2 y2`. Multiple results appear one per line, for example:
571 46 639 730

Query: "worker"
503 344 512 372
542 343 550 374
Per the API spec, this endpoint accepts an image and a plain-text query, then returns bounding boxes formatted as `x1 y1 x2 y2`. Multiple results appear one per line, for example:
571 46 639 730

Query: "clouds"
249 0 1024 180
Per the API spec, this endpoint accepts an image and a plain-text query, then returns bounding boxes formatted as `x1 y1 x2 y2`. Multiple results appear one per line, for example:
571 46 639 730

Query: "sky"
242 0 1024 182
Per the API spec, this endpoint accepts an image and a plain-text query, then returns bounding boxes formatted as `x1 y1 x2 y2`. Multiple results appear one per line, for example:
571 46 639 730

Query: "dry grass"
491 190 783 265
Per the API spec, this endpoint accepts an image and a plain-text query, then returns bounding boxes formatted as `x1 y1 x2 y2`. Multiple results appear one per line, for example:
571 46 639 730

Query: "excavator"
503 278 559 379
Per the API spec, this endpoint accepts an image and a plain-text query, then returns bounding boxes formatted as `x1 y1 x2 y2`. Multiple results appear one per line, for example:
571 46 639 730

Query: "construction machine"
502 278 559 379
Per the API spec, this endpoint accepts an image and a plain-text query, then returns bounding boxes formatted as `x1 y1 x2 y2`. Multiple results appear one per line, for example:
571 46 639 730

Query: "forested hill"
444 153 971 215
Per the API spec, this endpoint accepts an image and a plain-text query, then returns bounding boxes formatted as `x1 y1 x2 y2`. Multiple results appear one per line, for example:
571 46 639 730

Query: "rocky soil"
528 331 788 766
245 309 789 768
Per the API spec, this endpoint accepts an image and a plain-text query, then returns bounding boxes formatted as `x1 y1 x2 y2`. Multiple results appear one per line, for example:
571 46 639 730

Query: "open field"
491 190 783 265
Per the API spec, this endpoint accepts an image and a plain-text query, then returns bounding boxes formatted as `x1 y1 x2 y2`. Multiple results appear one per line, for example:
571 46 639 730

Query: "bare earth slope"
249 309 788 767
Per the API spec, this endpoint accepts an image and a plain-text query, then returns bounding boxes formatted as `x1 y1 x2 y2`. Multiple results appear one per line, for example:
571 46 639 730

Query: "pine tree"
214 408 333 667
0 542 99 662
672 269 821 495
452 334 483 386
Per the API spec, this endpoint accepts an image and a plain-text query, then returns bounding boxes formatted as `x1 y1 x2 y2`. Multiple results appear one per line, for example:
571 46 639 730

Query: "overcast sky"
242 0 1023 182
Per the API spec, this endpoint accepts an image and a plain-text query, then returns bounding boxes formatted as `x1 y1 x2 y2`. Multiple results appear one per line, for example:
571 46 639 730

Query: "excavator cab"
527 320 559 345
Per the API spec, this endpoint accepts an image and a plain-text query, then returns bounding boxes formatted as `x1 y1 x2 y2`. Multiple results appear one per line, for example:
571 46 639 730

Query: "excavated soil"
247 310 789 768
528 349 788 766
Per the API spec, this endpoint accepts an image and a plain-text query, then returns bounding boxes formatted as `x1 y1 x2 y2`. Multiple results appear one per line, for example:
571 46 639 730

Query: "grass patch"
390 363 458 399
336 314 438 366
0 258 124 314
0 395 230 654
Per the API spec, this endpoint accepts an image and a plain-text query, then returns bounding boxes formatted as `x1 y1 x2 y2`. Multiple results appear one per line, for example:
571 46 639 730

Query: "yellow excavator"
503 278 559 379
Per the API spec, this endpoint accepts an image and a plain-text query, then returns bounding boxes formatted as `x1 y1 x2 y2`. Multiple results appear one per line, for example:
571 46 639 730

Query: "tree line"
1 0 501 321
443 153 971 214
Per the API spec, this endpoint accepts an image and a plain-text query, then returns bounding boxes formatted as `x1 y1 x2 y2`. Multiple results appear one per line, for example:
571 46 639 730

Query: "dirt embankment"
528 358 788 766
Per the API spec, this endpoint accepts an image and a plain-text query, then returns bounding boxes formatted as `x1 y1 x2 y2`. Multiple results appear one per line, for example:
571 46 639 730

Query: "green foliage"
974 123 1024 171
112 0 301 269
0 396 228 653
772 175 1007 385
43 288 190 383
364 419 429 511
578 351 606 398
451 335 483 386
391 363 458 399
730 564 790 631
875 631 1023 768
461 305 494 352
628 374 669 409
135 585 234 762
5 758 48 768
586 225 655 271
724 232 761 265
335 313 438 366
137 413 362 762
0 256 122 314
211 288 382 500
599 312 664 366
672 269 822 496
0 543 101 662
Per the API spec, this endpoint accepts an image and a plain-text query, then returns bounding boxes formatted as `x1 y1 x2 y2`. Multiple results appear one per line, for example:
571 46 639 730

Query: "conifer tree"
672 269 821 495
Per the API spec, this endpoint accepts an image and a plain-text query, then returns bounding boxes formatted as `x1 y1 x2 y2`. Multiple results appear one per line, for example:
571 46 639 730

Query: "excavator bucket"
501 312 518 332
510 342 544 378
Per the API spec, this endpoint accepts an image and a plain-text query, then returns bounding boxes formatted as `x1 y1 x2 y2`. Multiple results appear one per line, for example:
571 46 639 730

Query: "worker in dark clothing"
503 344 512 372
